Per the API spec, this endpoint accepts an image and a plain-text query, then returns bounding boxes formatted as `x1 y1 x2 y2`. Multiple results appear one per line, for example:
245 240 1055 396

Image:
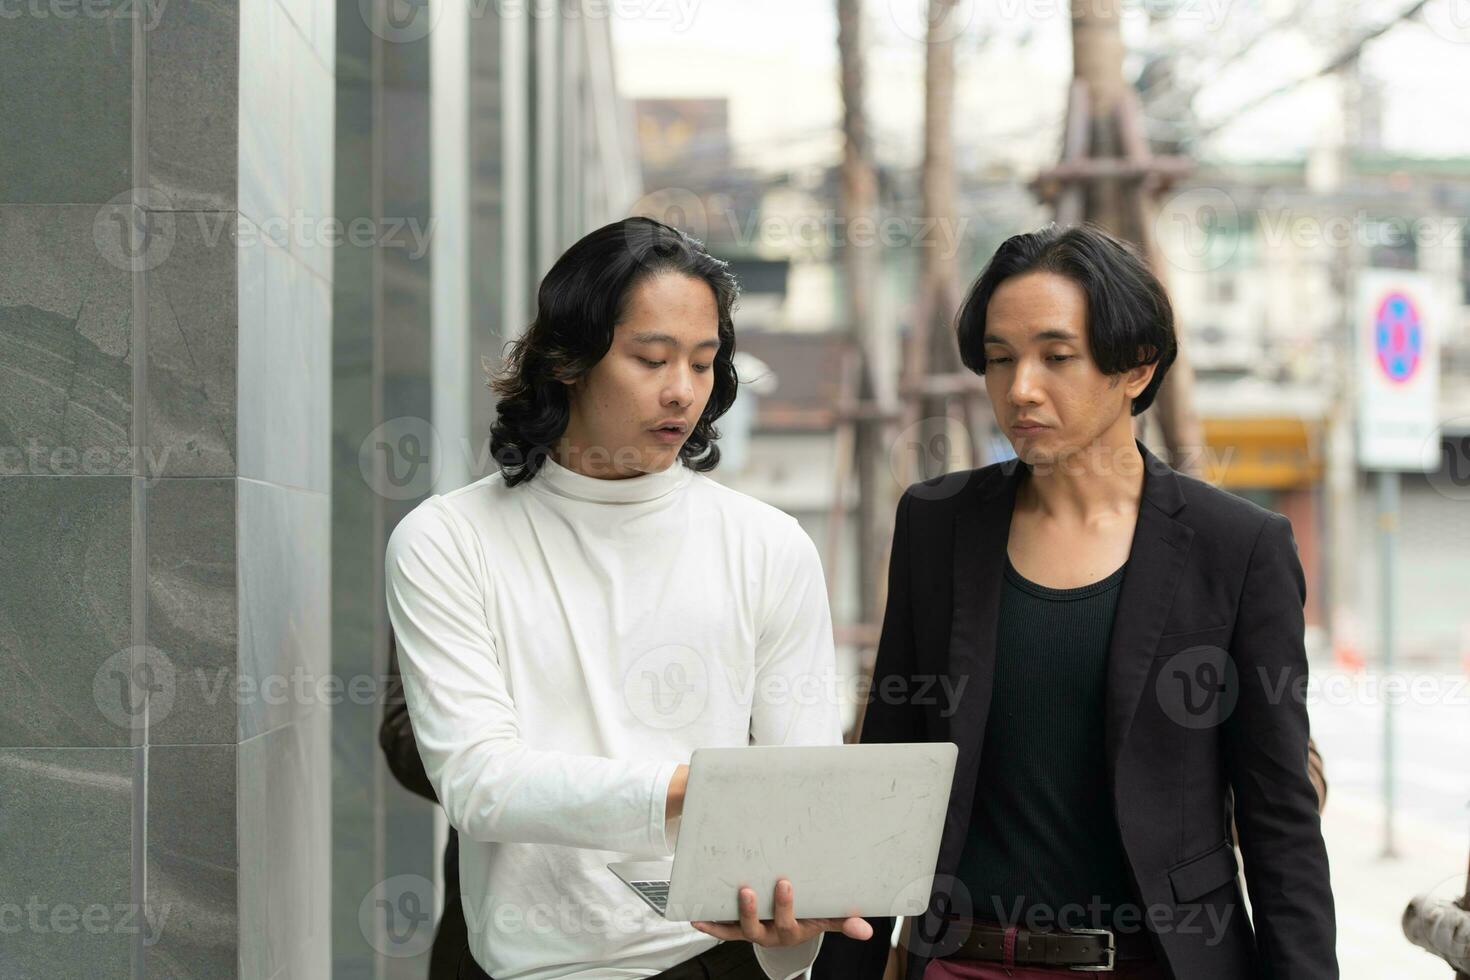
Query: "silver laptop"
609 742 957 922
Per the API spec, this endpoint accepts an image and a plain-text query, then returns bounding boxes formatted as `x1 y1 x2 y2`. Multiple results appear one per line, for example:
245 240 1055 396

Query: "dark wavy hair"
488 216 741 486
955 223 1177 416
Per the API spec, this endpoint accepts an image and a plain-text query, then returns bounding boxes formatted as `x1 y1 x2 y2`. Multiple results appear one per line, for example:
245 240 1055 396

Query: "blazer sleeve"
813 489 921 980
1221 513 1338 979
378 628 440 804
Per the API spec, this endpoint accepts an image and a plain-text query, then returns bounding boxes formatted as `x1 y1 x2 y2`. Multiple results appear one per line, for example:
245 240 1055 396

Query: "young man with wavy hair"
815 224 1336 980
385 217 868 980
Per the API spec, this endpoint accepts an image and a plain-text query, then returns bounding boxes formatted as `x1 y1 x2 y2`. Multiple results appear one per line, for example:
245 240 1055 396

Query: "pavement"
1306 664 1470 978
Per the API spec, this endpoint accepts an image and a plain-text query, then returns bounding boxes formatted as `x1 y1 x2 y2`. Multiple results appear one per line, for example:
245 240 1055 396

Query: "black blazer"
814 439 1336 980
380 631 469 980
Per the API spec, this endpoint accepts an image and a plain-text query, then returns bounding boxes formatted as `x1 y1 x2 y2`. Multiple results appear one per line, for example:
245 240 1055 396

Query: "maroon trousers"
922 957 1172 980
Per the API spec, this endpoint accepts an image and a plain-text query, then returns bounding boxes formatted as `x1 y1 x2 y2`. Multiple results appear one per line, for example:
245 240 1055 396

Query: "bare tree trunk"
1070 0 1130 237
837 0 888 628
909 0 965 482
1070 0 1203 473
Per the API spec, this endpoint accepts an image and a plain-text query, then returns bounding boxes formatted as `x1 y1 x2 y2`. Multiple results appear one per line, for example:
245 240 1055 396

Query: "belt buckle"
1064 928 1115 972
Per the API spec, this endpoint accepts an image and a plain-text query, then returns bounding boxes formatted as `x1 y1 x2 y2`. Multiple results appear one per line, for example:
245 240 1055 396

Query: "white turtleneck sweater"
384 455 843 980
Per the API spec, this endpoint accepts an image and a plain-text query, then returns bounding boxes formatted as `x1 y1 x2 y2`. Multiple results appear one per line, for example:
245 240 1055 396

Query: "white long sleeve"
383 456 842 980
385 497 681 856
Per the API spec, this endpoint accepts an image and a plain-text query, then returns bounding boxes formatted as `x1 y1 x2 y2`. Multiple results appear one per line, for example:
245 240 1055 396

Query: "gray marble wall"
0 0 333 977
3 2 637 977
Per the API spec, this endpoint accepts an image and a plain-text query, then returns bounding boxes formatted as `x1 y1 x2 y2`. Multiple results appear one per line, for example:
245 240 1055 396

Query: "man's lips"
649 423 688 443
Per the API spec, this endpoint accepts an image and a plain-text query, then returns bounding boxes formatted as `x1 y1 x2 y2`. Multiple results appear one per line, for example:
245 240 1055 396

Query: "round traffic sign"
1373 290 1423 383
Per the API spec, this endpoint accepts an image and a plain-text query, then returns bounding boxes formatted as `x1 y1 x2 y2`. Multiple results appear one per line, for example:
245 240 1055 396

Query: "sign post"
1354 270 1441 859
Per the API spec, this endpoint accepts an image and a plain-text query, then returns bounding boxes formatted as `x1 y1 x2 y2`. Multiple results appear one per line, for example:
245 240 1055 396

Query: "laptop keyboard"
630 880 671 913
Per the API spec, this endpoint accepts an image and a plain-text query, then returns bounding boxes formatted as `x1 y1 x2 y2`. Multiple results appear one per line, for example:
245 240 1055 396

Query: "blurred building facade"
1159 154 1470 664
0 2 638 977
638 134 1470 685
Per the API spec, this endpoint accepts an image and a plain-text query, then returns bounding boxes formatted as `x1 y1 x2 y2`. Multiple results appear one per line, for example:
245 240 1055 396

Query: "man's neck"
1016 434 1144 526
549 436 642 480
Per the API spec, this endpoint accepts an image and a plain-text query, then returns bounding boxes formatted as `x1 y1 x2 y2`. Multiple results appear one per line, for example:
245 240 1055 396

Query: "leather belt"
947 918 1156 972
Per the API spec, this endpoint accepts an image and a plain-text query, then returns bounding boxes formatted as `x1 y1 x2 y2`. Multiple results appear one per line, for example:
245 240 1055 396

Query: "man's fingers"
841 916 875 941
771 879 799 936
737 887 766 943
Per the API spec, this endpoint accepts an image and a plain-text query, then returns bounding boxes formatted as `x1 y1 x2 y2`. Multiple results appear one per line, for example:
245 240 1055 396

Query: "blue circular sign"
1374 290 1423 383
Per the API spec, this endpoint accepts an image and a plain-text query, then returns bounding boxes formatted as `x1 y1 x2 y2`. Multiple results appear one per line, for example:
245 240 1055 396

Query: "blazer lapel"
935 454 1026 878
1103 439 1193 777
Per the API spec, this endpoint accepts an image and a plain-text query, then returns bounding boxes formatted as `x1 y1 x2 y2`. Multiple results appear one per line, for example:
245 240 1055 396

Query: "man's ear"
1126 361 1157 399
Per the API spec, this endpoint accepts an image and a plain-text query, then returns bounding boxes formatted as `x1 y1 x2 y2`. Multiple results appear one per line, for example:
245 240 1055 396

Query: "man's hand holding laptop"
661 761 879 947
690 878 876 945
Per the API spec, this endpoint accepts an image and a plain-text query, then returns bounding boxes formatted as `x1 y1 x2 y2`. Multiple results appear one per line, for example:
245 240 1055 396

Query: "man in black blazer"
815 225 1336 980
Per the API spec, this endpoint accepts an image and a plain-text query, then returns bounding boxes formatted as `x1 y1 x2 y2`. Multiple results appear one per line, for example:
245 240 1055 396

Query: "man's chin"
641 447 684 472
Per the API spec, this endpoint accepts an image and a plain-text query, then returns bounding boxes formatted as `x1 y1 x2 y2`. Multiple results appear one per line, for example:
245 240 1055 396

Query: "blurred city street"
4 0 1469 976
1308 663 1469 977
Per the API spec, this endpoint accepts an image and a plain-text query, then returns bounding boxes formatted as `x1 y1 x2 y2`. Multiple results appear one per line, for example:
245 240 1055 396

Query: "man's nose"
663 367 694 406
1008 361 1043 405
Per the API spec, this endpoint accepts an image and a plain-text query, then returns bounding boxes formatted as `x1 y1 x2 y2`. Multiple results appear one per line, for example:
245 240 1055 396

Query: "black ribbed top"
954 553 1138 931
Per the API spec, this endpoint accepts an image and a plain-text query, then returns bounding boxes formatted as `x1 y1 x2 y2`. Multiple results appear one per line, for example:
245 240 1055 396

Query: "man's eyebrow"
630 331 722 351
982 329 1079 345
